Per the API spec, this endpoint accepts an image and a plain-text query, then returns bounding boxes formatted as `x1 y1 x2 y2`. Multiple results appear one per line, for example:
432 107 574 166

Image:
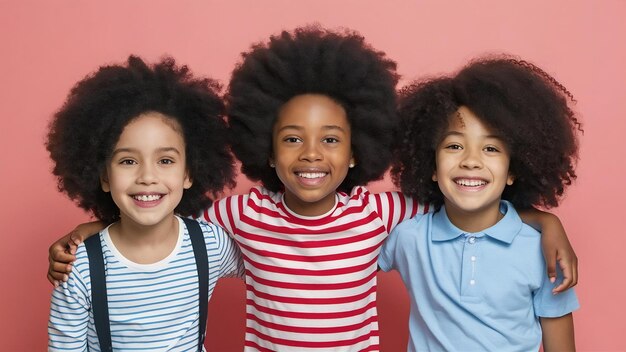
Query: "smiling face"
271 94 354 216
433 106 514 231
101 112 192 229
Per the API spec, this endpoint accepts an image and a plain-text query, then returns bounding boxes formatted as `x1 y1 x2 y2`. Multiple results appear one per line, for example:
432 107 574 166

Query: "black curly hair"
226 25 399 192
46 56 235 224
392 56 582 210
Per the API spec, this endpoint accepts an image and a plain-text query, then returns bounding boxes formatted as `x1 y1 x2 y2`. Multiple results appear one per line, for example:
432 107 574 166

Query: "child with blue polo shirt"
379 57 581 351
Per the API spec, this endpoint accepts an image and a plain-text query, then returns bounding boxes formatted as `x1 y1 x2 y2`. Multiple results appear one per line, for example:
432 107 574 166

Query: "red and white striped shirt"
203 186 427 351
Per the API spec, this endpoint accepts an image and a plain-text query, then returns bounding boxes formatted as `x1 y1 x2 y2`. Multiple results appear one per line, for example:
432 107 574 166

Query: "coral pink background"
1 1 624 351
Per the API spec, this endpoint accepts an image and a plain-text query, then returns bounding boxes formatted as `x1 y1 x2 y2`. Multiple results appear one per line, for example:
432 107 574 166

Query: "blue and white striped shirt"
48 216 243 351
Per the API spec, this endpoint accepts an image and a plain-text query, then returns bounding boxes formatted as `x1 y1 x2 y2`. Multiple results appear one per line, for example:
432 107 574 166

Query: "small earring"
349 162 355 168
270 162 275 168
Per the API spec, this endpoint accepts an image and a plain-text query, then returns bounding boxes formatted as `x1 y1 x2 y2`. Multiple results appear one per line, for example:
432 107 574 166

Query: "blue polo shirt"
379 201 579 352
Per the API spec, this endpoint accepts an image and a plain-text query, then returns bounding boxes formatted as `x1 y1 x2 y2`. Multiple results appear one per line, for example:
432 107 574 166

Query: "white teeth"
456 179 486 187
297 172 327 179
133 194 162 201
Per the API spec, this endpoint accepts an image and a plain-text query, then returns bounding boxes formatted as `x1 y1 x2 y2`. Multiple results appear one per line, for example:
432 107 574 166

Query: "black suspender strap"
183 217 209 352
84 234 113 352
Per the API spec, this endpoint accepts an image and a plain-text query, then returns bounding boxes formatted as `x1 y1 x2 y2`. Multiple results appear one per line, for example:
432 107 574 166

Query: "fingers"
552 252 579 294
69 231 84 247
48 252 72 285
49 261 71 280
47 273 58 287
47 270 68 285
67 239 78 256
544 250 558 284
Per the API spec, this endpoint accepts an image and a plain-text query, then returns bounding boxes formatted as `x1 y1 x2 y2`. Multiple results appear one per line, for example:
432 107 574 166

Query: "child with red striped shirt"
47 26 578 351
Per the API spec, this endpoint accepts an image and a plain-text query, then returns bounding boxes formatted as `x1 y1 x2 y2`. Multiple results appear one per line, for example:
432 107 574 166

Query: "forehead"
446 106 497 136
117 112 185 145
275 94 349 129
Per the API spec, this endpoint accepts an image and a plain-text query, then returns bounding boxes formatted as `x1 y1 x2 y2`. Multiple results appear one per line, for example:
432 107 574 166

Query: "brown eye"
284 137 301 143
484 146 499 153
445 144 462 150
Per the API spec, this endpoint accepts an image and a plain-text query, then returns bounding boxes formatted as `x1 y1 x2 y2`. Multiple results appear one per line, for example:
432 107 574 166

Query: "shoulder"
340 186 406 204
214 186 280 206
518 223 542 239
75 232 106 267
193 218 233 245
199 220 227 238
62 233 105 289
364 188 420 209
507 205 542 242
248 186 281 202
71 242 91 279
394 213 429 235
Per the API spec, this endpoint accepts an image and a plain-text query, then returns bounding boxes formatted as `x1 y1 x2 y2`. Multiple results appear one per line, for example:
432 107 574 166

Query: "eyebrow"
441 131 504 140
111 147 182 156
276 124 347 133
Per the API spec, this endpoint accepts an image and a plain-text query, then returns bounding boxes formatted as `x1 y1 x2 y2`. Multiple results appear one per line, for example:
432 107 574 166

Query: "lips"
132 194 163 201
454 178 487 187
130 193 165 207
296 172 328 179
293 169 329 186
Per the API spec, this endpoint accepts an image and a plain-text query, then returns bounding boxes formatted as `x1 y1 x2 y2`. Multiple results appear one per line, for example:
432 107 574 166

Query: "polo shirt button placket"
461 234 480 298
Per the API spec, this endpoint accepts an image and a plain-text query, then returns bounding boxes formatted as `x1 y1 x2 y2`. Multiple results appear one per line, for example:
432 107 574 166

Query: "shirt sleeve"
48 246 91 351
202 195 243 238
377 217 408 272
532 265 580 318
370 191 429 234
208 223 244 279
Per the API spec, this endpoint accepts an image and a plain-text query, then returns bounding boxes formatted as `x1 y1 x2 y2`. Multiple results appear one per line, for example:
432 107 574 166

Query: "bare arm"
541 313 575 352
47 221 105 286
518 209 578 293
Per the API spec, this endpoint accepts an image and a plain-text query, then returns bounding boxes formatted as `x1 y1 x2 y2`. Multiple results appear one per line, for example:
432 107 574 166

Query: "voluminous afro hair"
226 25 399 192
46 56 235 224
392 56 582 210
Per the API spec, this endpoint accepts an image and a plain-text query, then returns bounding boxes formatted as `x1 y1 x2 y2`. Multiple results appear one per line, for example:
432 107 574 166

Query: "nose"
299 140 323 162
460 148 483 169
137 163 158 184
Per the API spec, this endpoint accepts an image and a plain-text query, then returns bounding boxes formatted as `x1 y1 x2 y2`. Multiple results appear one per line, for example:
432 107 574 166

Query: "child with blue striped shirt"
46 56 243 351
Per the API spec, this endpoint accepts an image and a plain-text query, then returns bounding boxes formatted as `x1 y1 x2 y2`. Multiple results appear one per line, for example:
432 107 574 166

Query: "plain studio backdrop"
1 1 624 351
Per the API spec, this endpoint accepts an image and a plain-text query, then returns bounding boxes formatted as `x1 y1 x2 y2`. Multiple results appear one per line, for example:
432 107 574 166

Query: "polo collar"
431 200 522 244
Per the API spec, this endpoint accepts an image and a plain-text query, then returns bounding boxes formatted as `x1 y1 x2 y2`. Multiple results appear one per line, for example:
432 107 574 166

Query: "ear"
100 172 110 192
183 171 193 190
349 156 356 169
506 173 515 186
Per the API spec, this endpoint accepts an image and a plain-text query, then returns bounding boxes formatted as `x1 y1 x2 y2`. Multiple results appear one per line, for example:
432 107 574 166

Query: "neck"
443 200 504 233
108 215 179 264
283 192 337 217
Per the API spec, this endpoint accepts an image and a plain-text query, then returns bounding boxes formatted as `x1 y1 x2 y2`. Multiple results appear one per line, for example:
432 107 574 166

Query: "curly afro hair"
392 55 582 210
46 56 235 224
226 25 399 192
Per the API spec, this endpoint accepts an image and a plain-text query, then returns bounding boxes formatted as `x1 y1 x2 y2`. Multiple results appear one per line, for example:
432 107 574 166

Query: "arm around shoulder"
47 220 105 285
518 208 578 293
